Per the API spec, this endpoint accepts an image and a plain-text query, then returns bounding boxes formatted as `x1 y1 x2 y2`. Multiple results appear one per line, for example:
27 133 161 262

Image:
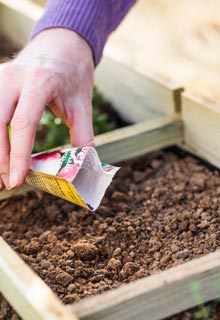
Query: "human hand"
0 28 94 190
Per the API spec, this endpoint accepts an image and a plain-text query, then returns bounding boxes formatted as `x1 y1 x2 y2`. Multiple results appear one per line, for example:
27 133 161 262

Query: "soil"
1 148 220 319
167 300 220 320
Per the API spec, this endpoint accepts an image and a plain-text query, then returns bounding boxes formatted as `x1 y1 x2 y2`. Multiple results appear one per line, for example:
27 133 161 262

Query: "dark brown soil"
1 149 220 319
166 300 220 320
0 33 19 63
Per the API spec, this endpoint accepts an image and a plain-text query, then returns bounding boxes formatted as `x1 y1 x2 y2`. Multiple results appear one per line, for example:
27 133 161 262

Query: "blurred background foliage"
34 87 122 153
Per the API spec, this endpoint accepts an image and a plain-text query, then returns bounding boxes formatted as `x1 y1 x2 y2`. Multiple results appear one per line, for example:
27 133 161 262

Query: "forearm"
31 0 136 65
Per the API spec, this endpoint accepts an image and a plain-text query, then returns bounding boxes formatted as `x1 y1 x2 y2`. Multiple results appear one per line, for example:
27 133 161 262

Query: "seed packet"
26 147 120 211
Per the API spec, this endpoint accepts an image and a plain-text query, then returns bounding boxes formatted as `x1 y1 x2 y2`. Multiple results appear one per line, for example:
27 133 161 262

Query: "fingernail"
9 169 19 190
1 173 9 190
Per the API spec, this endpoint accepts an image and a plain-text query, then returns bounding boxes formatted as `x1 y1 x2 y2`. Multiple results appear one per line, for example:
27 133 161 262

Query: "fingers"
0 64 20 189
9 73 52 189
69 95 95 147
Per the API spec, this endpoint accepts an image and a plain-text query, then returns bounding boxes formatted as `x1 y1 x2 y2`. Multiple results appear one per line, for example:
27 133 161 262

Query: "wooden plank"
0 114 183 202
0 237 78 320
95 57 183 122
95 114 183 163
182 93 220 169
0 0 43 20
0 0 183 123
30 0 46 7
0 0 43 47
70 250 220 320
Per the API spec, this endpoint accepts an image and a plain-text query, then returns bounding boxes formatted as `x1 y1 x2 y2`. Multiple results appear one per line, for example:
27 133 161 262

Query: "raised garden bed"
2 1 220 320
1 148 220 319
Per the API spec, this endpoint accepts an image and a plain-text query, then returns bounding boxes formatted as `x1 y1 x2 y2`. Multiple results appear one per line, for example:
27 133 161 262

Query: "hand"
0 28 95 190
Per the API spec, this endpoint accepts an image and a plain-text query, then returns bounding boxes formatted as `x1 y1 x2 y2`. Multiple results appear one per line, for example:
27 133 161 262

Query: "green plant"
33 87 119 153
193 305 212 319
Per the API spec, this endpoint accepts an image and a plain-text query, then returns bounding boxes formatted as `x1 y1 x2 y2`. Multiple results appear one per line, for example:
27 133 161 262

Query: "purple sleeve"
31 0 136 65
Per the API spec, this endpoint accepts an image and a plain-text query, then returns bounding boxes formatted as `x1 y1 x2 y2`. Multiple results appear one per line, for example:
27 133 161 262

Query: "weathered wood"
71 250 220 320
0 0 183 123
0 237 78 320
182 93 220 169
95 114 183 163
95 57 183 122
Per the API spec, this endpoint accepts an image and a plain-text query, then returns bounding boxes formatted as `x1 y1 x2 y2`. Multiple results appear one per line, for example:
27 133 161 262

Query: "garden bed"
1 148 220 319
1 5 220 318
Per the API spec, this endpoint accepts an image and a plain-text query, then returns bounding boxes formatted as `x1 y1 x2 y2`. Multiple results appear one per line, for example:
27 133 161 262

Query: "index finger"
9 81 50 189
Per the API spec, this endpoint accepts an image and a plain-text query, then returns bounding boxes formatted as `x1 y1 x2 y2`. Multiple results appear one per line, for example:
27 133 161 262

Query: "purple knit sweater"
31 0 136 65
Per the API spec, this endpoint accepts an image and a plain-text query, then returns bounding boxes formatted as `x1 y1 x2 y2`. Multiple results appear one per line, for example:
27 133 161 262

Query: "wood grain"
71 250 220 320
182 93 220 168
96 57 183 122
0 237 78 320
95 114 183 163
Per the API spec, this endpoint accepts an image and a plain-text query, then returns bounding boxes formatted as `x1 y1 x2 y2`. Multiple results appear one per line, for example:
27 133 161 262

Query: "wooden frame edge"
0 114 183 201
96 57 184 122
95 113 183 163
71 250 220 320
0 0 43 21
0 237 78 320
182 92 220 168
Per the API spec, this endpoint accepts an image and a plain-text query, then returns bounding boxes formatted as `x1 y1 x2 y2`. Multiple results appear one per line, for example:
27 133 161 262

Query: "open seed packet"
26 147 120 211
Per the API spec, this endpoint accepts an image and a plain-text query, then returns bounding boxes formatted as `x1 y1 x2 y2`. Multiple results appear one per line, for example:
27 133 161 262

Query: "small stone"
128 226 135 233
98 223 108 231
55 272 73 286
28 241 39 252
198 220 210 229
170 244 180 253
153 252 161 261
107 258 121 271
97 206 112 216
112 248 122 257
108 226 117 233
67 250 75 257
120 262 139 279
73 241 98 260
39 231 51 242
63 294 78 304
67 284 76 292
47 234 57 243
201 212 209 220
111 191 126 202
40 259 51 269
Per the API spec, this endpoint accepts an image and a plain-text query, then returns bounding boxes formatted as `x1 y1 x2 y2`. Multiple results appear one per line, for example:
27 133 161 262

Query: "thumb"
69 97 95 147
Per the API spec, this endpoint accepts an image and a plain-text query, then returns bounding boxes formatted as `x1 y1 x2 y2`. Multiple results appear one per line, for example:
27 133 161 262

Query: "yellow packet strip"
26 147 120 211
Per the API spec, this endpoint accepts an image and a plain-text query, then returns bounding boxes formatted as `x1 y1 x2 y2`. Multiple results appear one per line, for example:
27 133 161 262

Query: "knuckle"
28 66 52 81
0 63 15 78
27 66 57 96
